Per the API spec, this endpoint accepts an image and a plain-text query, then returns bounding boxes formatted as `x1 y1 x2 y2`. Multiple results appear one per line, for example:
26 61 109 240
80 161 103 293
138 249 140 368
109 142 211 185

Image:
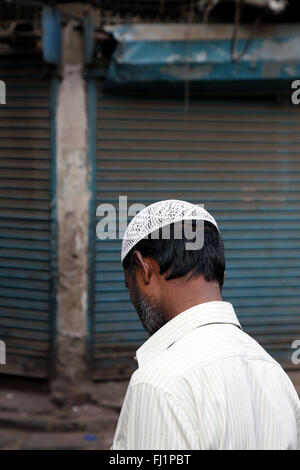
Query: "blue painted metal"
42 6 61 65
105 24 300 86
0 59 57 378
83 13 95 64
89 88 300 378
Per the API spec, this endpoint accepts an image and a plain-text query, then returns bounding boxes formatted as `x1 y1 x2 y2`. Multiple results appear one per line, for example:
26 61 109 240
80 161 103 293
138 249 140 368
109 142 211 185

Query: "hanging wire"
183 0 194 122
231 0 263 63
203 0 220 24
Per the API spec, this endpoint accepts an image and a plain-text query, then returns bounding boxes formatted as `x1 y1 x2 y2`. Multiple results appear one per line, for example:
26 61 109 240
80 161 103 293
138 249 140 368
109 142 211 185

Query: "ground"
0 371 299 450
0 378 128 450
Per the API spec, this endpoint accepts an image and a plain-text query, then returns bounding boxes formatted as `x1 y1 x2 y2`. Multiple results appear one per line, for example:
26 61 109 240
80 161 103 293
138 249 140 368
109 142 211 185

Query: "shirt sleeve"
112 382 198 450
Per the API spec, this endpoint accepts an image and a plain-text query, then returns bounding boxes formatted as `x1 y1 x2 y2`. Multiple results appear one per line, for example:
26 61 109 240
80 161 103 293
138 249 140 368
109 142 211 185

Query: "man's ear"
133 251 154 285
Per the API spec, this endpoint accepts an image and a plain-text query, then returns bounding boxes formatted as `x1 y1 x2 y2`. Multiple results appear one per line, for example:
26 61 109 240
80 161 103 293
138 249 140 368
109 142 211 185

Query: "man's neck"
161 276 223 322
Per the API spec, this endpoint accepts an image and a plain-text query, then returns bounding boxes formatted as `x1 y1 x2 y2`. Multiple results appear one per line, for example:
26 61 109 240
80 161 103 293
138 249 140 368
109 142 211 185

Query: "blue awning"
104 23 300 86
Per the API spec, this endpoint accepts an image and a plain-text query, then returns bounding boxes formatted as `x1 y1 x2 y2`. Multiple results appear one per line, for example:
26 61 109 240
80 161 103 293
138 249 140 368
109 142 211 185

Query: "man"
112 199 300 450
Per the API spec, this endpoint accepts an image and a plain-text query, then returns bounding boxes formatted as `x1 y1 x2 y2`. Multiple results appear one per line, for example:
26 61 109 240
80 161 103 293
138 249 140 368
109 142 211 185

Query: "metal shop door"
0 59 57 378
89 84 300 379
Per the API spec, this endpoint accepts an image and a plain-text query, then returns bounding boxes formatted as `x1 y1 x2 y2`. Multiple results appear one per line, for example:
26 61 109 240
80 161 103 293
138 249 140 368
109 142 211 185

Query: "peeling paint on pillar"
52 19 91 399
57 65 88 335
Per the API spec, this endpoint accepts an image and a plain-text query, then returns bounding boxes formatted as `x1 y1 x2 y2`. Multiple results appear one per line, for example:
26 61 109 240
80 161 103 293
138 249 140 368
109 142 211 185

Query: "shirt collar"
135 301 242 367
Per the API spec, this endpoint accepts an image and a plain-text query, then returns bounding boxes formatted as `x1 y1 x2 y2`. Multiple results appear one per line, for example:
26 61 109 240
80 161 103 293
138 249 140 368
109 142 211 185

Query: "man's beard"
131 284 166 336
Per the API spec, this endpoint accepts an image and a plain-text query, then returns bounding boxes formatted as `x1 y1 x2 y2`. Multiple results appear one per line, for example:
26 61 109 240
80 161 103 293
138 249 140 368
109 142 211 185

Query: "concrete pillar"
51 18 91 404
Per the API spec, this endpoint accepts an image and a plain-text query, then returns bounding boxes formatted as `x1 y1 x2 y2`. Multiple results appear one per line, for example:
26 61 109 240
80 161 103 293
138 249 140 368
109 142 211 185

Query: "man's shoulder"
129 325 282 393
129 335 216 392
130 349 191 392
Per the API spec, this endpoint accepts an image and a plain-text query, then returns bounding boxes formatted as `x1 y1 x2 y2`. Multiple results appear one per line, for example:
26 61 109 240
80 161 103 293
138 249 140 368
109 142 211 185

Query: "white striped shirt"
112 301 300 450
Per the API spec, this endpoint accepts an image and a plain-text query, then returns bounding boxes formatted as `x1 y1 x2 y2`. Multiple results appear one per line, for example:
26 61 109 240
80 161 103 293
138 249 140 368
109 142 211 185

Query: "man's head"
122 201 225 335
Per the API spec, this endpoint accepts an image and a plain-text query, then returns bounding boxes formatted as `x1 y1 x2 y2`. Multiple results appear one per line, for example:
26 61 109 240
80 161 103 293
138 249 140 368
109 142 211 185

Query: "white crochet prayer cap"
121 199 219 262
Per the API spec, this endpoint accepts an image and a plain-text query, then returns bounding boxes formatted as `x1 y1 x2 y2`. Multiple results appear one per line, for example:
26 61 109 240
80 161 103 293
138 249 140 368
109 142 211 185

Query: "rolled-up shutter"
0 59 57 378
89 84 300 379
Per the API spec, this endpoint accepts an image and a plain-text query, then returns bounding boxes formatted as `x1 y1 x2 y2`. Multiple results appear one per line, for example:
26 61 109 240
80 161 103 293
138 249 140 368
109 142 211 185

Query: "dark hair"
122 220 225 289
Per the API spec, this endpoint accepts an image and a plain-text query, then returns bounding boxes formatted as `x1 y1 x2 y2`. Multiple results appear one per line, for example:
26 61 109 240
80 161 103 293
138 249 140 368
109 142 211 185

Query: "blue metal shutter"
0 59 57 378
90 85 300 379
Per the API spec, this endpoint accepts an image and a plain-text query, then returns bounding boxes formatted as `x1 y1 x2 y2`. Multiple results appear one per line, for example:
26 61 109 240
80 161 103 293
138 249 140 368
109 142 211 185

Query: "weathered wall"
51 18 91 403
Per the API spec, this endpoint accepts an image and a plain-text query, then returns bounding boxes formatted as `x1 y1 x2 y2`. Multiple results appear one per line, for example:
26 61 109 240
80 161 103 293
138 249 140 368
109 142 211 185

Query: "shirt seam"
128 382 200 447
133 353 282 390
